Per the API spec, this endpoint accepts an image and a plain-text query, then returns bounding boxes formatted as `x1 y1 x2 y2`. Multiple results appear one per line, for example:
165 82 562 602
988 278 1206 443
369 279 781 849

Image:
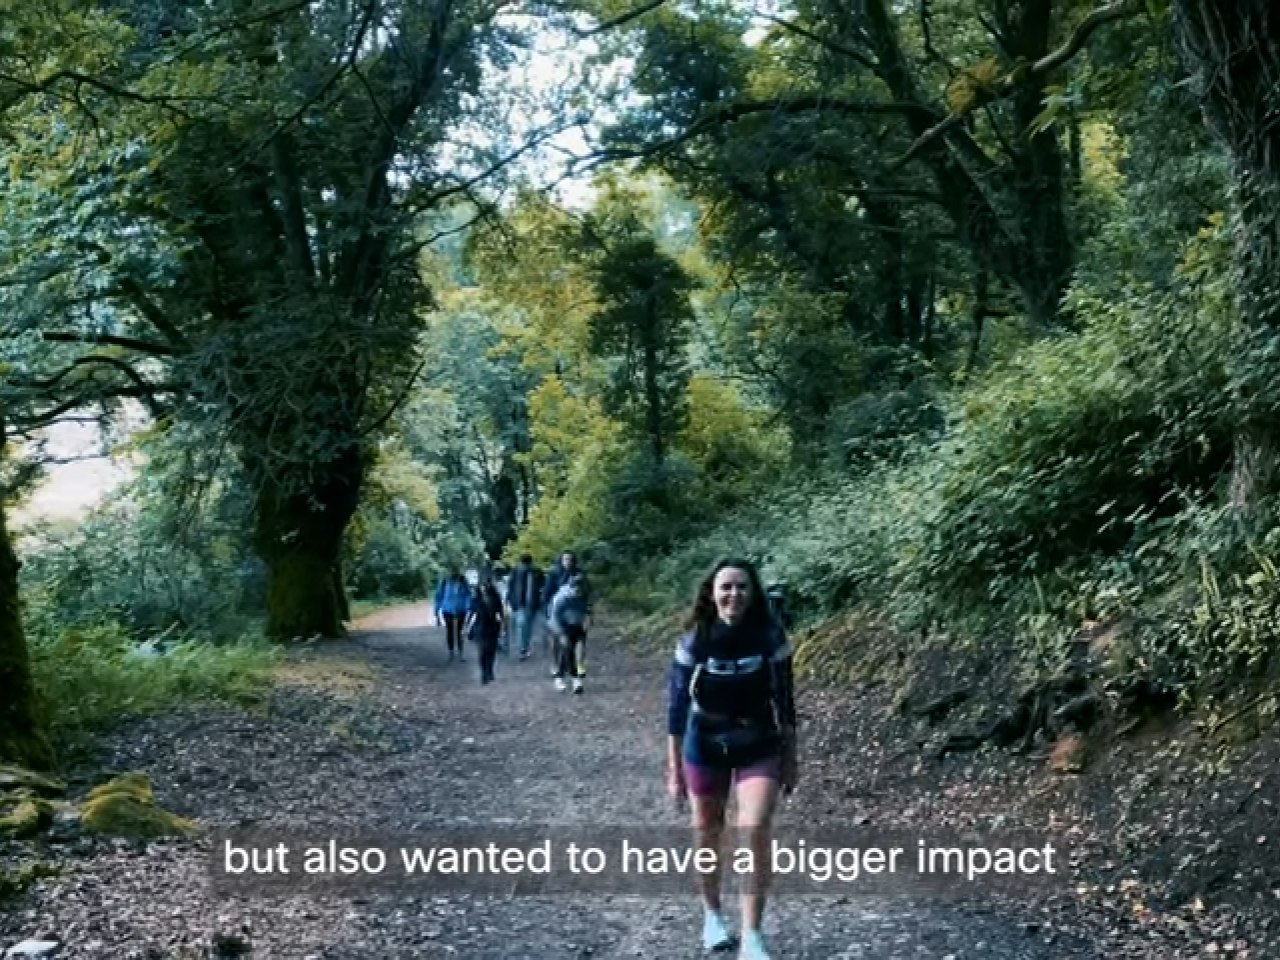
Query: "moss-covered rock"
0 794 54 838
0 764 64 797
81 772 198 840
86 771 153 805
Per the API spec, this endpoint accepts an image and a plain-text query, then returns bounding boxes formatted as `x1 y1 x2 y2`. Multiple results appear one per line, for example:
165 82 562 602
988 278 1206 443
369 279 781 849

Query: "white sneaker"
554 677 567 692
702 909 734 952
572 678 584 694
738 929 771 960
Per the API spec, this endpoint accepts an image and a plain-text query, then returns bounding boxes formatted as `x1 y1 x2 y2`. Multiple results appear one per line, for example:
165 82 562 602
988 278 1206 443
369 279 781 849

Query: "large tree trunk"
0 417 53 767
1006 0 1074 327
1175 0 1280 509
254 445 364 640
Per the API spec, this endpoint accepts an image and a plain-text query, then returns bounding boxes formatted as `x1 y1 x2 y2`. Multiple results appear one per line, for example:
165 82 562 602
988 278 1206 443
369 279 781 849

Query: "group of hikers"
433 553 796 960
431 551 591 691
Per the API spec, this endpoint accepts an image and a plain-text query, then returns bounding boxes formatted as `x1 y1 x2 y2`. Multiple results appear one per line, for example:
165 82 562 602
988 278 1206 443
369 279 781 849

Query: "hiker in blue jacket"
434 570 472 662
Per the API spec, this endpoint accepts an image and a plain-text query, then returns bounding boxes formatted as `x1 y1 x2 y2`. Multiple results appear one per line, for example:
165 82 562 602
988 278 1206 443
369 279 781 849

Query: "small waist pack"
693 717 781 768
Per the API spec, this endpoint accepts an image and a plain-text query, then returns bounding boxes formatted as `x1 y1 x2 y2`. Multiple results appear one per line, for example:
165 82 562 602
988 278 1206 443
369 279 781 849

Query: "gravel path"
1 606 1101 959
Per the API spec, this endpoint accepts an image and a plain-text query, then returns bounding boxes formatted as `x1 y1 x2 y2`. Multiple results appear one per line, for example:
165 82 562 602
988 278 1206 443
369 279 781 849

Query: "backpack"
551 578 587 629
765 583 793 630
685 628 782 767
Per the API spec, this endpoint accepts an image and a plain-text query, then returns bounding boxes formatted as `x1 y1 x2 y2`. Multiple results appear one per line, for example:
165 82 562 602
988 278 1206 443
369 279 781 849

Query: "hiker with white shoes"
548 561 591 694
666 559 798 960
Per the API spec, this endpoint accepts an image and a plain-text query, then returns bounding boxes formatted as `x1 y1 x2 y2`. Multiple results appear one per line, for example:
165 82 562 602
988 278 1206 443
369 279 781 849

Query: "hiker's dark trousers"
443 613 465 654
554 625 586 678
479 637 498 683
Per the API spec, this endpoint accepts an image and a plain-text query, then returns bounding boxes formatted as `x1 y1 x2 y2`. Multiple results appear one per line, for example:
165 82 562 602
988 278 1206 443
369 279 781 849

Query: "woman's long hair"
685 558 772 643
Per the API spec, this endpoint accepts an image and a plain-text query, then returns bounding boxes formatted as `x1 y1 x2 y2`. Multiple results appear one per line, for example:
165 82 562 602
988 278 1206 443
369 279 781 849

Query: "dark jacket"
507 562 545 612
469 585 504 646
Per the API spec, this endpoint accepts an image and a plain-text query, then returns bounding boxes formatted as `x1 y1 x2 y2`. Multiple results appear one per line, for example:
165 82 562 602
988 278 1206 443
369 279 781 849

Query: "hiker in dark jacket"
506 554 545 660
548 567 593 694
468 571 504 684
665 559 797 960
541 550 587 614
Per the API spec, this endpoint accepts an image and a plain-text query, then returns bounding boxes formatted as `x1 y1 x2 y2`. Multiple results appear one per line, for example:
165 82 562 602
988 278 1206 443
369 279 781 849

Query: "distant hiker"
540 550 580 614
541 550 581 657
549 567 592 694
468 571 505 685
434 570 471 662
666 559 798 960
494 565 511 654
506 554 546 660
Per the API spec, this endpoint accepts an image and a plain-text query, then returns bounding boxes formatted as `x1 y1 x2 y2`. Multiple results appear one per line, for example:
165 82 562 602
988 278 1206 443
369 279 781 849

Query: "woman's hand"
666 760 688 811
781 740 799 794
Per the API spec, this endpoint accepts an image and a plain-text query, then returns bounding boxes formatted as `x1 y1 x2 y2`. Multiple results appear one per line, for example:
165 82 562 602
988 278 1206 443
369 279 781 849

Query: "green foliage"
26 621 273 746
916 228 1238 618
646 219 1280 701
19 423 263 640
344 511 431 601
583 198 695 463
509 369 784 582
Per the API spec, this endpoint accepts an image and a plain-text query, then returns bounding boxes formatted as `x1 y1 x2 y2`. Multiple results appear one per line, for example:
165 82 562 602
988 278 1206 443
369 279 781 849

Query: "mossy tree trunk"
1175 0 1280 510
253 444 363 641
0 414 53 768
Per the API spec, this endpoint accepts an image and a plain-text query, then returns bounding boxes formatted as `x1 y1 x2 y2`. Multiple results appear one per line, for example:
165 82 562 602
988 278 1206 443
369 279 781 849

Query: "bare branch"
417 120 575 207
895 0 1142 168
571 0 667 37
588 96 939 169
41 332 180 356
114 276 192 351
756 13 879 70
360 356 428 437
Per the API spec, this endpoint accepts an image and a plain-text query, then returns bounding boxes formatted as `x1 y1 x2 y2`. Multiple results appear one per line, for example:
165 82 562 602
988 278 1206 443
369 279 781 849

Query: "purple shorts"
683 754 782 799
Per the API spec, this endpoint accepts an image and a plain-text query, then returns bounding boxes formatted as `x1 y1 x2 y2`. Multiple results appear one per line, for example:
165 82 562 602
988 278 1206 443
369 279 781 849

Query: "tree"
397 295 538 561
1173 0 1280 510
3 0 580 639
0 0 150 765
0 409 52 767
600 0 1145 330
582 203 694 466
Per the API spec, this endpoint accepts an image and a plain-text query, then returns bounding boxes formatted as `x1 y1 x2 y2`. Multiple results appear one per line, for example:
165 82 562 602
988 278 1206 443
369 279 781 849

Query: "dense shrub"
651 223 1280 698
19 501 260 642
25 620 274 747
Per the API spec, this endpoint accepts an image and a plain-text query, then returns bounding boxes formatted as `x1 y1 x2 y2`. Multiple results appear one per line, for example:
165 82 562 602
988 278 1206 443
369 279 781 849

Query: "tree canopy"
7 0 1280 765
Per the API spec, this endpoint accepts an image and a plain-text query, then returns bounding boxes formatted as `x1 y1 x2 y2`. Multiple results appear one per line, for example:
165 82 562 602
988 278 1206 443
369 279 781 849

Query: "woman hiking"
434 570 472 662
666 559 798 960
468 570 505 685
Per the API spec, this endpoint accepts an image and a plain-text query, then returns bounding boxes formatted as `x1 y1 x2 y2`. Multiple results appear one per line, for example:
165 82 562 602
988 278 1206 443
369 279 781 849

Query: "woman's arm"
666 642 694 802
771 632 799 790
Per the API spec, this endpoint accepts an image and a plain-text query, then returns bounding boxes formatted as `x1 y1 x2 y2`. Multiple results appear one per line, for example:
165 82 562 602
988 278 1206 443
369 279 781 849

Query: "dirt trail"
1 606 1099 959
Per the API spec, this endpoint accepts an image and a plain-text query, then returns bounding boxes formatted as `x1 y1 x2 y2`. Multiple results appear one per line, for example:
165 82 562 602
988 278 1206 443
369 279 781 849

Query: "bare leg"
689 787 728 911
735 775 781 934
